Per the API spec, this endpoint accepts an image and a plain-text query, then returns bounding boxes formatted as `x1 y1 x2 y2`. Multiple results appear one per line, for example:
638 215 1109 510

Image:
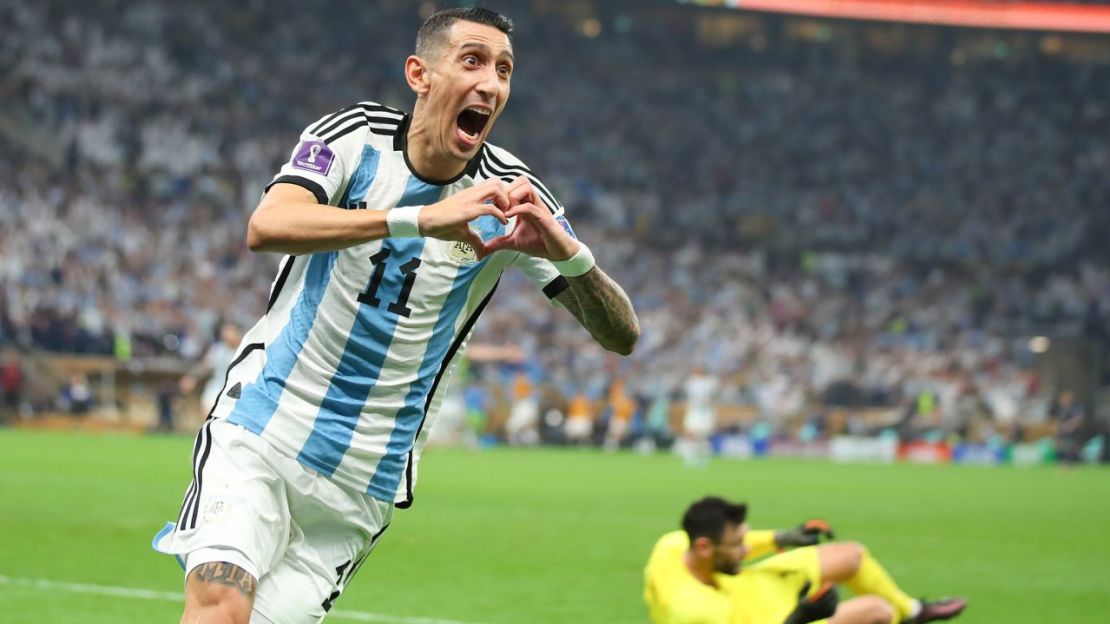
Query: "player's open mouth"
456 106 491 144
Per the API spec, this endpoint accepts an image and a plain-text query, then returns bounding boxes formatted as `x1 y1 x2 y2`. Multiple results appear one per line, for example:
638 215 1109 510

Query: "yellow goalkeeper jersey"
644 530 821 624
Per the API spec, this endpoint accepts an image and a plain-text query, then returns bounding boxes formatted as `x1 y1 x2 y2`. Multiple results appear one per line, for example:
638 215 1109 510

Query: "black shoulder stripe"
316 109 366 139
358 102 406 118
319 115 402 145
482 146 531 173
479 148 560 210
309 104 360 135
479 159 560 214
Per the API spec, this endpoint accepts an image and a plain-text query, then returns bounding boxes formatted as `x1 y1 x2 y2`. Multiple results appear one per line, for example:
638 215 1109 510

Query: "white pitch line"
0 575 491 624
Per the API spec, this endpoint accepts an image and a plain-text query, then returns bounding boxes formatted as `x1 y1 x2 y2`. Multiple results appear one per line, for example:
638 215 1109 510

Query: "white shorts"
153 419 393 624
684 409 716 438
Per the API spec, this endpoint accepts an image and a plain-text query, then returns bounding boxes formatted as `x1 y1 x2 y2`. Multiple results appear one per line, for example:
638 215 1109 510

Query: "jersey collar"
395 114 483 186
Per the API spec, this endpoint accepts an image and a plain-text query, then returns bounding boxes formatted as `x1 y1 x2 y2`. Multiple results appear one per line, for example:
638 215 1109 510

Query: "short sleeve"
265 105 372 206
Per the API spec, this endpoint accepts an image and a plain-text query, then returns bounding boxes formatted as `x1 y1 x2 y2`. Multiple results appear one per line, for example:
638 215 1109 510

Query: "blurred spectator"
1050 389 1087 465
59 373 94 416
0 350 24 424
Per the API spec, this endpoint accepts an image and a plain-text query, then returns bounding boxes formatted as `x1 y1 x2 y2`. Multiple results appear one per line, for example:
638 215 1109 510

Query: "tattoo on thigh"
191 562 258 599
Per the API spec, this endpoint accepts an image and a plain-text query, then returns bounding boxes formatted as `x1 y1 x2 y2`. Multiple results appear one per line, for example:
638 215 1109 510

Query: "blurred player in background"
153 7 638 624
180 322 244 418
680 365 719 466
644 497 967 624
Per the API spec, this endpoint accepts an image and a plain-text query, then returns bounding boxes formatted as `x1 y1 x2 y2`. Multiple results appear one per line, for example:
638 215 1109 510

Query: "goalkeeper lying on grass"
643 497 966 624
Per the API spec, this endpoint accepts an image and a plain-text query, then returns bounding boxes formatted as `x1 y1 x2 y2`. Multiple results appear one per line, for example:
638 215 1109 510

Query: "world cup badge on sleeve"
291 140 335 176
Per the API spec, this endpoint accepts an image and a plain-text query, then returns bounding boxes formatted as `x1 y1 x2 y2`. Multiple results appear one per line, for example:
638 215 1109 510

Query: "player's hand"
774 519 835 548
418 179 509 253
482 176 580 261
783 582 838 624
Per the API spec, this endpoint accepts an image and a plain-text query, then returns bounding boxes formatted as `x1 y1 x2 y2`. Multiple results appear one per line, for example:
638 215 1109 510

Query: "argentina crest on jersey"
446 213 507 265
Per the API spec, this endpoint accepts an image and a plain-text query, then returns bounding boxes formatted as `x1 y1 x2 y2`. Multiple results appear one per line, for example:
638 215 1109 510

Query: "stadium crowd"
1 1 1107 443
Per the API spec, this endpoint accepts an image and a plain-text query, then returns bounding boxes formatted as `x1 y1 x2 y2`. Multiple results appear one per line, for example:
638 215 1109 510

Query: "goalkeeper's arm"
783 582 838 624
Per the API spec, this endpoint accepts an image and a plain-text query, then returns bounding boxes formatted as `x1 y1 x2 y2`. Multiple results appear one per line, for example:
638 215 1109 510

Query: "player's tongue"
456 107 490 141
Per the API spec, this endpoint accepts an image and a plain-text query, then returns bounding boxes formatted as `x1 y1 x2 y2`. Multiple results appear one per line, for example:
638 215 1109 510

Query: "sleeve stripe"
267 175 328 205
478 159 560 215
543 276 569 299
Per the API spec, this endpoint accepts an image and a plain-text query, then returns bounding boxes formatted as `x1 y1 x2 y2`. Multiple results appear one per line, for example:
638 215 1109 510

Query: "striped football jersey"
208 102 573 506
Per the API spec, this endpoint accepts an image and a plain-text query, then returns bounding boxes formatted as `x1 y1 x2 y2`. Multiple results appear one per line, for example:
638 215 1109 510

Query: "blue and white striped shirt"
210 102 571 506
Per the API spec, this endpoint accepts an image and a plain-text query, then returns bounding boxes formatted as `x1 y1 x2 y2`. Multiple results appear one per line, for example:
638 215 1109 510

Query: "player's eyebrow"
459 41 514 63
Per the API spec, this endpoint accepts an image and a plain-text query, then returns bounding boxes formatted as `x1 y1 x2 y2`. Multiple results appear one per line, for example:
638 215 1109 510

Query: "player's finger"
507 176 535 205
469 202 509 224
503 202 546 221
458 227 488 258
482 232 517 254
478 180 511 211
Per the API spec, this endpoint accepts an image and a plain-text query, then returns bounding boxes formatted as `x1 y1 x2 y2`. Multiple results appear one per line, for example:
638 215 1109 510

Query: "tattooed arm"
188 561 258 599
482 176 640 356
554 268 639 356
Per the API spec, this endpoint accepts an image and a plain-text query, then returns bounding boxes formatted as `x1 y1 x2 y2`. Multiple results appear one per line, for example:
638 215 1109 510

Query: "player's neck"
406 107 467 183
684 551 718 588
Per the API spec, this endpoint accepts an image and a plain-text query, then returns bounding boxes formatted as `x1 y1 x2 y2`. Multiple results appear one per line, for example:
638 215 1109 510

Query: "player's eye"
498 64 512 78
463 55 479 67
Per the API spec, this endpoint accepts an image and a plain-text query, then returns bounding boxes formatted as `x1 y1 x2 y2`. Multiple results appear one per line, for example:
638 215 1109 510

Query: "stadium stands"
1 1 1106 447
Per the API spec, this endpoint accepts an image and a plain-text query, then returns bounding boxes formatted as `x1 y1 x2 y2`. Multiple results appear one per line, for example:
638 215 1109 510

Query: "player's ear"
405 55 431 96
691 536 715 558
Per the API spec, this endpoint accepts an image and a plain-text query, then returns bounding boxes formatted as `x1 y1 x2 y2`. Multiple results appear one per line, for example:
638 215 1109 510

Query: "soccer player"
680 366 719 467
180 322 244 417
152 8 639 624
644 497 967 624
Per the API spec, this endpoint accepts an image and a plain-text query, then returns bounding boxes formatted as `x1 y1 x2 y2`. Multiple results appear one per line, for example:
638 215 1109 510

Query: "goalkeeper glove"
775 519 835 548
783 582 838 624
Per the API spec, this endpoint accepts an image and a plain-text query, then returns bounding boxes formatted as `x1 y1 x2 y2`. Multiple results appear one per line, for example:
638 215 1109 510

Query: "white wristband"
386 206 423 238
551 243 595 277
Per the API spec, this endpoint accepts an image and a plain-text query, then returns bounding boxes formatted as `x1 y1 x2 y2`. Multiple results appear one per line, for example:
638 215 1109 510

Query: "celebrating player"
153 8 639 623
644 497 967 624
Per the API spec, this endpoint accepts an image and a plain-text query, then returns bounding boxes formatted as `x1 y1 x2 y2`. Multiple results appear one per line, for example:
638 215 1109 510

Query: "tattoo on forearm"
564 268 639 354
190 562 258 599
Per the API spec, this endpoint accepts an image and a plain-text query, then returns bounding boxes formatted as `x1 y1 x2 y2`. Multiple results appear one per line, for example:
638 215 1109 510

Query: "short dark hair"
416 7 514 57
682 497 748 544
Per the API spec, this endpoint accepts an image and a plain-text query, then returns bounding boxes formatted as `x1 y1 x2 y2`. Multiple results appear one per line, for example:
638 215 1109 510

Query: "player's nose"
474 69 499 100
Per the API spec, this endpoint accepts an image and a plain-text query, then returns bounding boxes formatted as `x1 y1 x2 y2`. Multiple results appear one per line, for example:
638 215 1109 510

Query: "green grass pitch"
1 429 1108 623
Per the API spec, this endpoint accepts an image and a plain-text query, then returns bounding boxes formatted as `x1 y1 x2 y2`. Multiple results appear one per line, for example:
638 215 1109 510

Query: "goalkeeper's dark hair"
682 497 748 544
416 7 514 57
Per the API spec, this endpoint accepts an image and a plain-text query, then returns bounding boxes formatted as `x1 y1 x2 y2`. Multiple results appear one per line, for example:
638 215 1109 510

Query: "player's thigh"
828 596 896 624
816 542 865 584
252 471 394 624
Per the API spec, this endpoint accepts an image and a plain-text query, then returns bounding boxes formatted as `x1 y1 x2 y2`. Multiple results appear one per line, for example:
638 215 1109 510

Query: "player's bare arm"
555 268 639 355
246 179 510 255
188 561 258 599
485 176 640 355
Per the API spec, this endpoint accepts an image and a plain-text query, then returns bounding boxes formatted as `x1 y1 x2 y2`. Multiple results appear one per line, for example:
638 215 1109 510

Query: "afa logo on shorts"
291 140 335 176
